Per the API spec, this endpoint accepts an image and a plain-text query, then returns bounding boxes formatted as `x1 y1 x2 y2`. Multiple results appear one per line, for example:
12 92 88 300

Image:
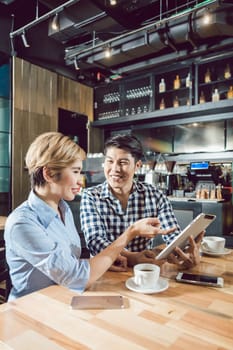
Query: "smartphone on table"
71 295 125 309
176 272 224 287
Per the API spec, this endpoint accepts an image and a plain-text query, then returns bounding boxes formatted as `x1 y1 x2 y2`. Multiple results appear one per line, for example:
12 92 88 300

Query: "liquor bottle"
212 88 220 102
173 96 179 108
199 91 205 104
159 78 166 93
186 73 191 88
174 75 181 89
216 184 222 200
159 98 165 110
204 68 211 83
224 64 231 79
227 85 233 99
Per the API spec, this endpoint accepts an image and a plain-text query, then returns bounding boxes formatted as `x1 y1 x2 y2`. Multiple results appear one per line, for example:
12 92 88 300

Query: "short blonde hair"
25 132 86 187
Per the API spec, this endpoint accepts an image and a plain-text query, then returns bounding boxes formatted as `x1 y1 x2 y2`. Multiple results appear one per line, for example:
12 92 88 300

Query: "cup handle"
201 242 209 251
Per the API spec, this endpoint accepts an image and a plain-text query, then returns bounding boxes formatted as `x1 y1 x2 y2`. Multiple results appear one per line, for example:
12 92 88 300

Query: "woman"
4 132 163 300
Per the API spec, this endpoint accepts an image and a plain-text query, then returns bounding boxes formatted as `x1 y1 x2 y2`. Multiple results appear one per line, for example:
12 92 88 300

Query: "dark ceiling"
1 0 233 86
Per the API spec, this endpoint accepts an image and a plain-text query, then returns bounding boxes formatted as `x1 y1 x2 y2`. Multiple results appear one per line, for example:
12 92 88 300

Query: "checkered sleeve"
80 189 113 256
156 192 181 244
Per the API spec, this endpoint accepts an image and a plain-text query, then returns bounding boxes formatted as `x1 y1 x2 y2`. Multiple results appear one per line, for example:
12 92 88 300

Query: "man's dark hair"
104 134 144 161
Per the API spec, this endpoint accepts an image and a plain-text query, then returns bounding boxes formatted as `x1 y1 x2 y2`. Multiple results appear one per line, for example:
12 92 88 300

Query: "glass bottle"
224 64 231 79
186 73 191 88
204 68 211 83
159 78 166 93
174 75 181 89
212 88 220 102
216 184 222 200
199 91 205 104
173 96 179 108
159 98 165 110
227 85 233 99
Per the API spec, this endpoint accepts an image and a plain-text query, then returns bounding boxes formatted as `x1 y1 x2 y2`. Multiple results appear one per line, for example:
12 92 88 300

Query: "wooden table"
0 251 232 350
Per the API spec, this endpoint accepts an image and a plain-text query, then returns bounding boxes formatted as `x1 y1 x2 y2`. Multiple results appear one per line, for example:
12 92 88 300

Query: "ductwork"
65 3 233 71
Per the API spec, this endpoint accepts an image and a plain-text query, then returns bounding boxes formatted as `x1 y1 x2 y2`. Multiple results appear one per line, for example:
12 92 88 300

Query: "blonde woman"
4 132 163 300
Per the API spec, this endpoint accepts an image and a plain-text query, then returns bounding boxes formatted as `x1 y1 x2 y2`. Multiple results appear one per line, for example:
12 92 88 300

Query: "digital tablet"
155 213 216 260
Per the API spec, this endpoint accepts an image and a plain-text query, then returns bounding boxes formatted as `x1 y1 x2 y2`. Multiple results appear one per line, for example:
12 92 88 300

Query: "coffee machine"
187 161 231 201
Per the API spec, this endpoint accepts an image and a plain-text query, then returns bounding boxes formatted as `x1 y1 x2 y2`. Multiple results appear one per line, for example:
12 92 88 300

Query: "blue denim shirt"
4 190 90 300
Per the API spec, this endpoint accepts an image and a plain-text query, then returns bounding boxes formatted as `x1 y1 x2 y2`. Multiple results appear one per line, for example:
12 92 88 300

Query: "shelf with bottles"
198 58 233 104
123 75 152 117
198 85 233 105
155 67 193 110
94 83 122 120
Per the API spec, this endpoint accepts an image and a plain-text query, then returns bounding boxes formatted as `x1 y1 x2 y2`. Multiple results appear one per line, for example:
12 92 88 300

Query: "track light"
51 13 59 31
74 58 80 70
203 8 212 25
104 45 112 58
21 31 30 48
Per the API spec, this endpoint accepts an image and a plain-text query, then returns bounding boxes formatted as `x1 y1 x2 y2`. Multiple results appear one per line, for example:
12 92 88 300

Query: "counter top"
0 251 232 349
168 196 225 203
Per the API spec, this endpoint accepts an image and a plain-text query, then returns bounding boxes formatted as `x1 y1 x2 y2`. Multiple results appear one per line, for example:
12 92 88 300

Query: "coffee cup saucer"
125 276 169 294
200 247 231 257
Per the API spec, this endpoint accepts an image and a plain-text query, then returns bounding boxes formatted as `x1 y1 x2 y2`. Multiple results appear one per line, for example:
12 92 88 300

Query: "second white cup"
201 236 226 253
133 263 160 289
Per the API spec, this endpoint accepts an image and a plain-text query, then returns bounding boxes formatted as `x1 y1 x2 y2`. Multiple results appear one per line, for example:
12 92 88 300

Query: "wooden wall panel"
13 58 57 117
58 75 93 121
12 58 94 209
12 58 58 209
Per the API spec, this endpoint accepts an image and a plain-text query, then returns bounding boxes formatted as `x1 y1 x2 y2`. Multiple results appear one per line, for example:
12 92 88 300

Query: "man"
80 134 203 271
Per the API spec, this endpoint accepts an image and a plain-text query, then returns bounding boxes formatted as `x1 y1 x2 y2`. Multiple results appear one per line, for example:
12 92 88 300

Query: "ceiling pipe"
65 0 219 63
68 2 233 72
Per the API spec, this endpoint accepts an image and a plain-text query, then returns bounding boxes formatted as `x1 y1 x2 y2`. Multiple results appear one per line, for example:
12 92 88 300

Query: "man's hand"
108 254 128 272
167 231 205 268
126 250 166 267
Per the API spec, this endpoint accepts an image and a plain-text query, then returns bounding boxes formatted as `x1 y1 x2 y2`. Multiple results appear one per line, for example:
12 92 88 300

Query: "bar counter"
0 251 232 349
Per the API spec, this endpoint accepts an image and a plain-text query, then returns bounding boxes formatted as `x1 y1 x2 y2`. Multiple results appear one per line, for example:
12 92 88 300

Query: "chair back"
0 240 11 303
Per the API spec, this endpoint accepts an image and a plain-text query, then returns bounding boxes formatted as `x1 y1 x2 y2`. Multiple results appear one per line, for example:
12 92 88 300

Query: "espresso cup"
133 263 160 289
201 236 225 253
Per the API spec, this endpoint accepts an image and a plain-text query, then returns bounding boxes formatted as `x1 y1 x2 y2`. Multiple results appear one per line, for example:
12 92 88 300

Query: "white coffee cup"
201 236 226 253
133 263 160 289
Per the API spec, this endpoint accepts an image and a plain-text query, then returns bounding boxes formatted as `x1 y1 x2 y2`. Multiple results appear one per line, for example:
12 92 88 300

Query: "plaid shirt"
80 180 181 256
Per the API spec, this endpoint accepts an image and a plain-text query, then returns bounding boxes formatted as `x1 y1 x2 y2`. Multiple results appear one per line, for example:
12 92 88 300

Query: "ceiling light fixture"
203 8 212 25
21 31 30 48
109 0 117 5
10 0 79 40
104 45 112 58
74 58 80 70
51 13 60 31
